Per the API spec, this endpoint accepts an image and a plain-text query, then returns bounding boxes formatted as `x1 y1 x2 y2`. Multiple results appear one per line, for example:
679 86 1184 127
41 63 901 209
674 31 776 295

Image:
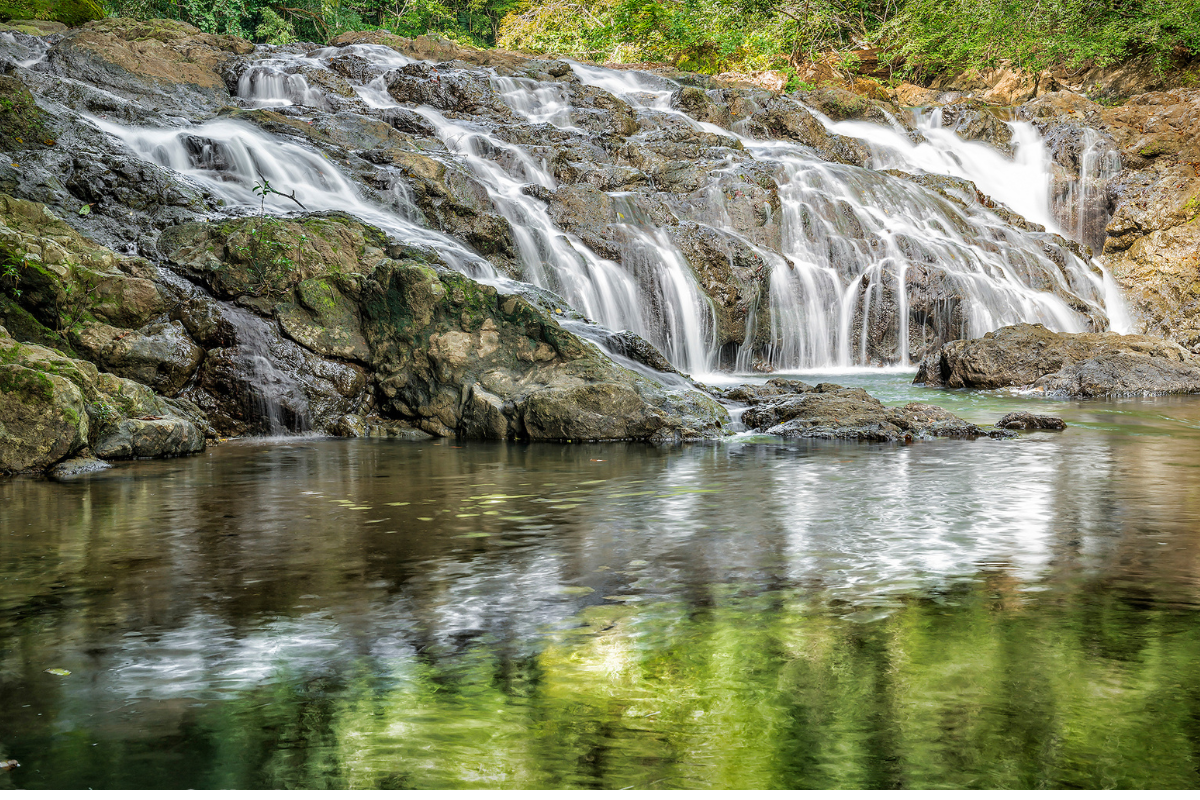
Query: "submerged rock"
738 382 1007 441
997 412 1066 430
48 454 111 479
916 323 1200 396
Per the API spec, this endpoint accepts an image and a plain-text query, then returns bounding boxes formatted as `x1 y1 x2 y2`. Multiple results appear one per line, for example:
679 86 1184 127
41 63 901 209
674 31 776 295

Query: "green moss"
0 72 52 151
0 0 100 26
0 363 54 401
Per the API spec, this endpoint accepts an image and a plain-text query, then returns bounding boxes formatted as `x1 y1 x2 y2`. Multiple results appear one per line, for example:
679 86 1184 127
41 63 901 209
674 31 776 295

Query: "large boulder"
46 18 254 116
739 382 1004 441
0 326 206 472
72 320 204 396
0 359 88 473
361 261 730 441
915 323 1200 396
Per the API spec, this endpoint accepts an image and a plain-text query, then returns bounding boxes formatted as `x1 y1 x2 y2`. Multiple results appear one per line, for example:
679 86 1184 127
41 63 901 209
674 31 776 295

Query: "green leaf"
78 205 90 216
44 668 71 676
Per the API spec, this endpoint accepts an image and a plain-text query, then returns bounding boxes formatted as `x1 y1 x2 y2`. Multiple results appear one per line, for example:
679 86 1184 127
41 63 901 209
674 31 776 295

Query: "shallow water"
4 376 1200 789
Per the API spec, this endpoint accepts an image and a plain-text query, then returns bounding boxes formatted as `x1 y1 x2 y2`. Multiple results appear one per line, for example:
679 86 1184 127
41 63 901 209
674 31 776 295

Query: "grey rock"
916 323 1200 396
997 411 1066 430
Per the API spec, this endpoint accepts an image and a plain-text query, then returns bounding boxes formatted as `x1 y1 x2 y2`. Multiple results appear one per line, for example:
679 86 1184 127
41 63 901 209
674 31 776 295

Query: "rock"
363 261 730 441
0 327 207 470
740 382 1006 441
915 323 1200 396
938 102 1013 155
720 378 814 404
158 213 388 300
46 18 253 116
73 320 204 396
0 194 166 331
47 454 111 479
750 97 870 166
0 362 88 473
0 68 54 153
385 62 502 115
997 411 1066 430
93 415 205 460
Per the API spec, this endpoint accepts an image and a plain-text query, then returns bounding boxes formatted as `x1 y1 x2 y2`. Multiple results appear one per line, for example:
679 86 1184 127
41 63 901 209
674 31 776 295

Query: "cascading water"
1054 128 1122 254
88 116 497 278
567 64 1121 366
86 39 1130 377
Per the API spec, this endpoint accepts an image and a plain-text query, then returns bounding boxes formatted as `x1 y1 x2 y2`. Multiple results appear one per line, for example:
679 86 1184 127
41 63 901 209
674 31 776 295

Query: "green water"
4 374 1200 789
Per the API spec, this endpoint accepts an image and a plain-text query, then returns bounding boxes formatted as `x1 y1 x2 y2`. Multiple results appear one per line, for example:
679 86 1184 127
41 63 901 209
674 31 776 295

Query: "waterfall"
85 41 1128 377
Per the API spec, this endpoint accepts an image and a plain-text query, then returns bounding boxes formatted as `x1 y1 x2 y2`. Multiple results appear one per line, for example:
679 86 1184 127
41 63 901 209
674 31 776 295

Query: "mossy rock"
0 362 88 473
0 0 102 27
0 71 53 152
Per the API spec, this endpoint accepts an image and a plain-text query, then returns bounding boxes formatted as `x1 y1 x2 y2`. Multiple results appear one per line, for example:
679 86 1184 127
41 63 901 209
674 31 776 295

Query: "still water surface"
4 374 1200 789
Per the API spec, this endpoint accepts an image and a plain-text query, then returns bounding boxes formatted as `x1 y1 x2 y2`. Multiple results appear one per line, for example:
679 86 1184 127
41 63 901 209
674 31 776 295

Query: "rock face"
915 323 1200 397
361 262 730 441
737 381 1006 441
0 325 206 473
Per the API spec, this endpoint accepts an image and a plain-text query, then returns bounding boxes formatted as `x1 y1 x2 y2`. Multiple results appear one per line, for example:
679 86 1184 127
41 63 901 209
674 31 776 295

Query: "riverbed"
4 373 1200 789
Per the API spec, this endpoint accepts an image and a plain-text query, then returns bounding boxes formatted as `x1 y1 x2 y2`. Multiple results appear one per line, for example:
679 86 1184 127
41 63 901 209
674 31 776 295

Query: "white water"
84 42 1130 375
567 65 1121 365
88 116 497 278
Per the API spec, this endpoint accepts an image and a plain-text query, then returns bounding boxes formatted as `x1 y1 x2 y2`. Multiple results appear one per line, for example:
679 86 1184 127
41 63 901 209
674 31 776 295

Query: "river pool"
4 373 1200 789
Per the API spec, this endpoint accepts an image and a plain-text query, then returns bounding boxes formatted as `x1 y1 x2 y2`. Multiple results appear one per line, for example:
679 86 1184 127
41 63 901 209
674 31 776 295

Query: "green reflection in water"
6 579 1200 789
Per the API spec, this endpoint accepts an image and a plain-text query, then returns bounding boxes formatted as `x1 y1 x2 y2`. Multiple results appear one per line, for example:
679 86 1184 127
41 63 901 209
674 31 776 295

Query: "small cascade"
492 75 575 128
223 306 311 435
237 62 327 109
411 106 715 374
1053 128 1122 254
89 116 497 278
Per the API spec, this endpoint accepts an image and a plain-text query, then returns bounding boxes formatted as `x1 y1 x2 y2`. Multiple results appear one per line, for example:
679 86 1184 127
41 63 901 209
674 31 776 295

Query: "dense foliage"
100 0 523 47
498 0 1200 75
95 0 1200 77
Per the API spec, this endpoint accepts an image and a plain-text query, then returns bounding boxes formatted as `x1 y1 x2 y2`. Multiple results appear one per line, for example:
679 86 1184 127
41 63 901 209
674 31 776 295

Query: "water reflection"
3 382 1200 788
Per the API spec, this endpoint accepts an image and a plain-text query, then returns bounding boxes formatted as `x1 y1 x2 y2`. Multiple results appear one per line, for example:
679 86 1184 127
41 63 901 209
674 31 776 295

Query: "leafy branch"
252 176 307 215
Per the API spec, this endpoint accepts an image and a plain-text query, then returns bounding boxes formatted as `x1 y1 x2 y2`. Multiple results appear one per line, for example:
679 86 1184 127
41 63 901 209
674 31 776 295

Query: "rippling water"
4 375 1200 789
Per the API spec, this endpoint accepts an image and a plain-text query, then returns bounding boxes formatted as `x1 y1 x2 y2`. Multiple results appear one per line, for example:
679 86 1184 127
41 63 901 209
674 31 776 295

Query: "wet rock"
720 378 815 404
276 278 370 362
158 213 389 300
48 454 110 479
0 322 208 470
750 97 871 166
997 411 1066 430
46 18 253 116
0 194 165 331
93 415 204 460
72 320 204 396
794 86 899 127
915 323 1200 396
385 62 502 115
0 362 88 473
741 383 1004 441
595 330 678 375
363 261 730 441
671 222 772 361
938 102 1014 155
0 68 54 152
669 86 732 128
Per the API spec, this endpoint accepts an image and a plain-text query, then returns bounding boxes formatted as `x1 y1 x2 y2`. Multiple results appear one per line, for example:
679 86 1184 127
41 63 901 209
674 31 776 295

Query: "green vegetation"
95 0 1200 80
499 0 1200 76
0 0 103 26
102 0 524 46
